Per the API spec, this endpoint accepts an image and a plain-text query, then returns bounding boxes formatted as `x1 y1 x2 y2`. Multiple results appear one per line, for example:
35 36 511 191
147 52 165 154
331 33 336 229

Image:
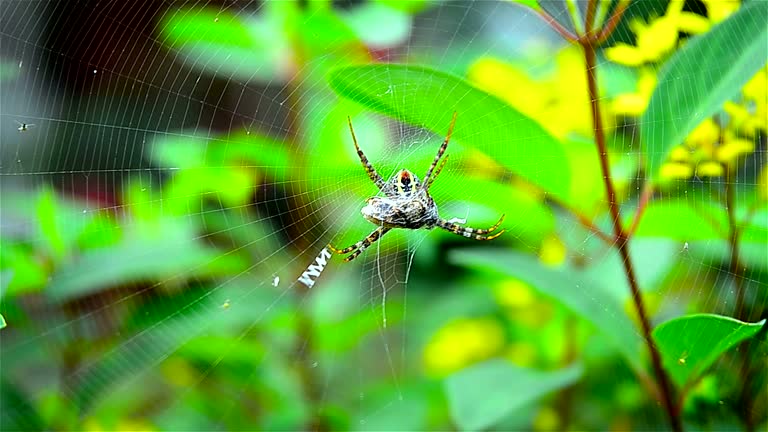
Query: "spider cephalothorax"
362 170 438 229
330 112 505 262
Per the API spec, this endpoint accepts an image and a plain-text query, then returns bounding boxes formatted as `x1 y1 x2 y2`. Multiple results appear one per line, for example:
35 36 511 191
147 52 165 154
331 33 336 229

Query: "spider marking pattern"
329 112 505 262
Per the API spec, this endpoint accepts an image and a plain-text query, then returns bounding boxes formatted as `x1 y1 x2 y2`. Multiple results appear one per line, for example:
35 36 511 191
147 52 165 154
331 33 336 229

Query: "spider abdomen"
361 194 438 229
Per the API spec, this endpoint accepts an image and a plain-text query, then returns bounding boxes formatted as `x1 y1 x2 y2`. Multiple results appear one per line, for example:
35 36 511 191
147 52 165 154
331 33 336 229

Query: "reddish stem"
581 34 682 432
536 8 579 42
626 184 653 238
595 1 630 44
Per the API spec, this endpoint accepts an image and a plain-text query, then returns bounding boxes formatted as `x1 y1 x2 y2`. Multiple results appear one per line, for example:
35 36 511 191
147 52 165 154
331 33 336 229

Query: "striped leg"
436 214 506 240
423 111 457 189
329 226 391 262
348 117 386 191
426 154 449 190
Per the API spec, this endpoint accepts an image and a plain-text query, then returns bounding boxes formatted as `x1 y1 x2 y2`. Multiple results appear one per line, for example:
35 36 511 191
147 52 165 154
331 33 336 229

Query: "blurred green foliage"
1 1 766 431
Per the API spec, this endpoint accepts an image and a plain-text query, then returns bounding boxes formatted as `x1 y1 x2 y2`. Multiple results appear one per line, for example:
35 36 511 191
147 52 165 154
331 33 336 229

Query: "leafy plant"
1 0 766 431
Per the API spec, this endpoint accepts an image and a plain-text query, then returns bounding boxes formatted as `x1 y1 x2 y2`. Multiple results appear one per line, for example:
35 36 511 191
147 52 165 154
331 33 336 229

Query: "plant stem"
595 0 630 44
580 36 682 432
724 166 755 432
545 194 614 244
556 315 579 429
626 183 654 239
536 9 579 42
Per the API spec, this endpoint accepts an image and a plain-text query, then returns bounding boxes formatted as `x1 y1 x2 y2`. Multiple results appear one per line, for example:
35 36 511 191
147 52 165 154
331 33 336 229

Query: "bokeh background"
1 1 766 431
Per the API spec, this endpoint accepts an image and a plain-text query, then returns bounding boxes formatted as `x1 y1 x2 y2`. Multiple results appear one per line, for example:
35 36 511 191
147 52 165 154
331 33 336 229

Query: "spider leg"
329 226 391 262
426 154 449 190
423 111 457 190
436 214 506 240
348 117 386 191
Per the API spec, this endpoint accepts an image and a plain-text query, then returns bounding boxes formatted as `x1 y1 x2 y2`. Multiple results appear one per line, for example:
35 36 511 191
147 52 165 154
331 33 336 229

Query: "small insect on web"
329 112 506 262
14 121 34 132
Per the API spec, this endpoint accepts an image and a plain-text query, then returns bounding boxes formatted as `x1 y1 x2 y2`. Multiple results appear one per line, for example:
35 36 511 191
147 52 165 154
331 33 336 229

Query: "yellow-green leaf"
652 314 766 390
641 1 768 181
328 64 570 200
445 360 582 431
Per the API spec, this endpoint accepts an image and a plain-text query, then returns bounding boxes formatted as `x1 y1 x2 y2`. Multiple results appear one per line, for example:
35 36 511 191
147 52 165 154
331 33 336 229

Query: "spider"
329 112 505 262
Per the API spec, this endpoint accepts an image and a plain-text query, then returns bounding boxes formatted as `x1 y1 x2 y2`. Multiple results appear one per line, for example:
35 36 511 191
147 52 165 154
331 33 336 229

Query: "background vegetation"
1 0 766 430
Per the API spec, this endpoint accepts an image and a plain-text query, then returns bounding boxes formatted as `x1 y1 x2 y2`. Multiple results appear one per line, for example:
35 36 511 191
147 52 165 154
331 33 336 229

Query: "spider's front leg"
347 117 387 192
436 214 506 240
423 111 457 190
328 226 392 262
425 154 449 190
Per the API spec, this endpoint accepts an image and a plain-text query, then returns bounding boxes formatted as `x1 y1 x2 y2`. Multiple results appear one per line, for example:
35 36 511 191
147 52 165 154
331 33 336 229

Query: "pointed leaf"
328 64 570 200
652 314 766 390
70 283 284 412
449 249 644 372
445 360 582 431
641 1 768 181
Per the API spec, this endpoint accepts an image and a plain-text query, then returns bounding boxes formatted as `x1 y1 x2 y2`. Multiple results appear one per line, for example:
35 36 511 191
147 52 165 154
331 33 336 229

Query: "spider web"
1 0 766 430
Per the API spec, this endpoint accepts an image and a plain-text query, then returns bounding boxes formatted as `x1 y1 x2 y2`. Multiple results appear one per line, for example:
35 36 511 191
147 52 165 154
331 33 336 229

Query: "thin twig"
535 8 579 42
584 0 599 37
625 183 654 239
548 196 615 244
595 0 630 44
580 7 682 427
513 175 615 244
555 315 579 429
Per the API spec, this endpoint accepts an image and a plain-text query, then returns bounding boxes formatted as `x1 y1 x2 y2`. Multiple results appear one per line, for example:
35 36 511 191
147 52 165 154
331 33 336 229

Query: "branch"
536 8 579 42
625 183 654 239
580 5 683 427
595 0 630 44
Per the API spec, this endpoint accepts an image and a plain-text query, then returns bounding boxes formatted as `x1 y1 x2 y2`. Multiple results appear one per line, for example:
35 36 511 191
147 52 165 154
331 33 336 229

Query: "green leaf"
449 249 644 372
327 64 570 200
581 238 679 302
295 7 368 76
504 0 540 10
652 314 766 390
77 213 122 250
36 188 66 261
631 199 767 268
0 313 6 330
354 386 431 431
158 7 293 82
375 0 433 14
0 243 49 295
161 8 251 48
70 282 284 412
445 360 582 431
641 1 768 181
632 198 725 240
1 378 45 431
151 132 292 181
46 219 247 302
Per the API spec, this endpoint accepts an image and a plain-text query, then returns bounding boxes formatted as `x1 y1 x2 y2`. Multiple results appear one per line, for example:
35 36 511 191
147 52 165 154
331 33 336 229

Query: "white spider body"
329 113 505 262
362 170 439 230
